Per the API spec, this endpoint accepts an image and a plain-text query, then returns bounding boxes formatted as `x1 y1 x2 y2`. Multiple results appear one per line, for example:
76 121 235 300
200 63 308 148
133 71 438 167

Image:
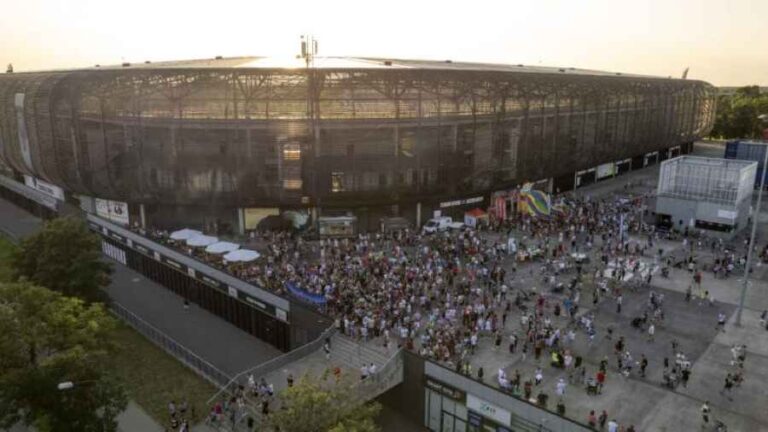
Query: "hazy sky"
1 0 765 86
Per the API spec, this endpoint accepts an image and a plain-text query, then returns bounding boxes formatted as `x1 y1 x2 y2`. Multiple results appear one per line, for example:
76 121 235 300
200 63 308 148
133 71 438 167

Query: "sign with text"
95 198 129 226
440 196 483 209
466 394 511 426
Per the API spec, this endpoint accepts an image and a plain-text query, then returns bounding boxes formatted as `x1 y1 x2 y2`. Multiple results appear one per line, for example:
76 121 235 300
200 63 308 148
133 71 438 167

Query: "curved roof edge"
3 56 711 84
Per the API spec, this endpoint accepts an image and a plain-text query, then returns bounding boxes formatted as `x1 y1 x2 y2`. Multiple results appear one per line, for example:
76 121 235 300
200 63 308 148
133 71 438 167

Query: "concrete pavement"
460 143 768 431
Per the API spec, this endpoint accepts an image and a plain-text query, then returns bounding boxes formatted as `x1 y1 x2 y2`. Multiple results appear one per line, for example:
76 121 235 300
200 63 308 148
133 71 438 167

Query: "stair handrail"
207 325 336 405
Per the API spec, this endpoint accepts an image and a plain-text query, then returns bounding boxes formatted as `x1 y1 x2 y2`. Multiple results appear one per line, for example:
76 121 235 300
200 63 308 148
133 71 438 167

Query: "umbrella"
186 235 219 247
205 241 240 254
223 249 260 263
170 228 202 240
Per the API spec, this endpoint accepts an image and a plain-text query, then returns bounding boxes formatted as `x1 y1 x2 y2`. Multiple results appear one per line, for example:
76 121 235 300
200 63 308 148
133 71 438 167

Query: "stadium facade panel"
0 57 716 231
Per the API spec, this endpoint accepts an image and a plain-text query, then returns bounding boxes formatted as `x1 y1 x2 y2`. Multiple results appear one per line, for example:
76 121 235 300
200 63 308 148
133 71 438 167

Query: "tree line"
710 85 768 140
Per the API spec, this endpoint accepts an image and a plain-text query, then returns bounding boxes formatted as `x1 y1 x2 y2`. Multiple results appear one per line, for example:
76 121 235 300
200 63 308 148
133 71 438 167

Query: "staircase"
329 334 391 372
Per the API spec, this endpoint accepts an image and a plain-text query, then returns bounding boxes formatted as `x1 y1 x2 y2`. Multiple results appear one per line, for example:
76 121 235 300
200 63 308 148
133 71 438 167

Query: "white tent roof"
205 241 240 254
169 228 202 240
223 249 261 262
186 234 219 247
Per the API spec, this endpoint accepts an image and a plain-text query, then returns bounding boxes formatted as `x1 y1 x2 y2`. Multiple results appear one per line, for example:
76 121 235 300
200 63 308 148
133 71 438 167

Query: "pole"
735 144 768 326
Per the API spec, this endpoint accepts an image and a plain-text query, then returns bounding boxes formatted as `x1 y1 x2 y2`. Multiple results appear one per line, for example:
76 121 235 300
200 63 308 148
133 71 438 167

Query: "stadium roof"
14 56 671 79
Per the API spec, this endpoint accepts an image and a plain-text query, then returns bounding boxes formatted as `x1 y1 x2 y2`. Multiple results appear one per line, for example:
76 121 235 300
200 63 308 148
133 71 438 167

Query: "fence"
207 325 337 405
110 302 233 389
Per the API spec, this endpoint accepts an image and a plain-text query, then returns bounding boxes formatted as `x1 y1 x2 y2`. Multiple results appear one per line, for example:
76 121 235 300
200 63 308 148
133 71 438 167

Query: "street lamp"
57 381 75 390
57 380 97 390
736 115 768 326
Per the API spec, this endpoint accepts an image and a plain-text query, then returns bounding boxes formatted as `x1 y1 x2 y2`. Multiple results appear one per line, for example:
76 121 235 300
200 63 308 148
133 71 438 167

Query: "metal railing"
207 325 337 405
110 301 233 389
351 348 404 402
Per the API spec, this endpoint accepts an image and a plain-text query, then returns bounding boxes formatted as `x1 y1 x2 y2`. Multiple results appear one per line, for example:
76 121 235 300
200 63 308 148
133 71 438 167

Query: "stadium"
0 56 716 232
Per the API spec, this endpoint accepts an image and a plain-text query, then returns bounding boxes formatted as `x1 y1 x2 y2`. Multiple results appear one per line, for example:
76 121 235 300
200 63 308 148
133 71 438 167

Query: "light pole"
735 118 768 327
57 380 97 390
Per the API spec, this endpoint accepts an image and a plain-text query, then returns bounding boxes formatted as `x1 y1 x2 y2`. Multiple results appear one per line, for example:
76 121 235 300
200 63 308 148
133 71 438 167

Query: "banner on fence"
285 281 327 305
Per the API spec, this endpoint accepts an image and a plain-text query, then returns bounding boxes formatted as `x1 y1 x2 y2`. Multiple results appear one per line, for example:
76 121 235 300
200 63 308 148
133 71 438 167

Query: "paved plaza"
458 143 768 431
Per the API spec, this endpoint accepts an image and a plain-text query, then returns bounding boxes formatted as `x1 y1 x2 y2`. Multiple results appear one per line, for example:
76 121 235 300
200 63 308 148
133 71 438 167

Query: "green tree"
711 86 768 139
266 375 381 432
11 217 112 302
0 281 128 432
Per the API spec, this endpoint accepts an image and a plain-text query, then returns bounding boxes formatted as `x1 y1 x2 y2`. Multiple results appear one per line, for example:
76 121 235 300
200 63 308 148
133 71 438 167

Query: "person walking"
596 370 605 394
640 355 648 378
588 410 597 428
555 377 567 396
556 399 566 416
323 339 331 360
647 323 655 342
701 401 711 427
720 374 734 401
616 295 623 314
717 312 727 333
681 368 691 388
607 419 619 432
598 410 608 429
168 400 177 421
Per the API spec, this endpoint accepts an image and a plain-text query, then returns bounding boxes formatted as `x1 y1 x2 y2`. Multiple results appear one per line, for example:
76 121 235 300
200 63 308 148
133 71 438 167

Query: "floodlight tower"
300 35 318 69
301 35 322 231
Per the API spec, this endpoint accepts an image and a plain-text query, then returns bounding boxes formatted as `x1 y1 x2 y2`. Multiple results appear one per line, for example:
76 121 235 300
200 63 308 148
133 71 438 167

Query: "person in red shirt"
596 370 606 394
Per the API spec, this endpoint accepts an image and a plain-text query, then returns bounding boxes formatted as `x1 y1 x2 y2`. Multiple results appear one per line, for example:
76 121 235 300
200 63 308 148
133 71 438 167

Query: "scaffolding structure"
658 156 756 206
656 156 757 233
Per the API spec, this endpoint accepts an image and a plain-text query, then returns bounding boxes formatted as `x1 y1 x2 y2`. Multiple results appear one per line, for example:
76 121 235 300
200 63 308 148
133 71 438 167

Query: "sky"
0 0 765 86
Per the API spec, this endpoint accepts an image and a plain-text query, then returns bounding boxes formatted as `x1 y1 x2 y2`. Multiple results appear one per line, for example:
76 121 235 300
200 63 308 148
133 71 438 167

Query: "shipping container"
724 140 768 188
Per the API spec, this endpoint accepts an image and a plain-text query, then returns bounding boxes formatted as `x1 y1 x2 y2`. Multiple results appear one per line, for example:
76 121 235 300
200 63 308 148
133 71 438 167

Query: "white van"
422 216 453 234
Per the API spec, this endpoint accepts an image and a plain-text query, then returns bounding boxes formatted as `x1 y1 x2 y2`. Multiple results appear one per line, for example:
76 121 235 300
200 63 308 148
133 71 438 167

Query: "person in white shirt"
556 378 567 396
607 419 619 432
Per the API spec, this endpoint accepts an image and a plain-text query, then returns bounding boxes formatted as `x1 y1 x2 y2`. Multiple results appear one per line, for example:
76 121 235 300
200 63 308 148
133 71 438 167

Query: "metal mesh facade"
0 60 717 209
657 156 756 205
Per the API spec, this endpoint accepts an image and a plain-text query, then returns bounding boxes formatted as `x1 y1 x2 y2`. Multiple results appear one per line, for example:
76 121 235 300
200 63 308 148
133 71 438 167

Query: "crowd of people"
139 185 760 431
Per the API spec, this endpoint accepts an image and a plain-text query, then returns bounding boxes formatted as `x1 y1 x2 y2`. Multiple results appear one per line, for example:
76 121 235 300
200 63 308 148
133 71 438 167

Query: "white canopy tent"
205 241 240 254
186 235 219 247
223 249 260 262
169 228 202 241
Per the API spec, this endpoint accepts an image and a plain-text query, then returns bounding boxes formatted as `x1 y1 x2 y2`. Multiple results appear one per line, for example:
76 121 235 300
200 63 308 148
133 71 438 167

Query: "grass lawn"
0 234 16 282
109 323 217 426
